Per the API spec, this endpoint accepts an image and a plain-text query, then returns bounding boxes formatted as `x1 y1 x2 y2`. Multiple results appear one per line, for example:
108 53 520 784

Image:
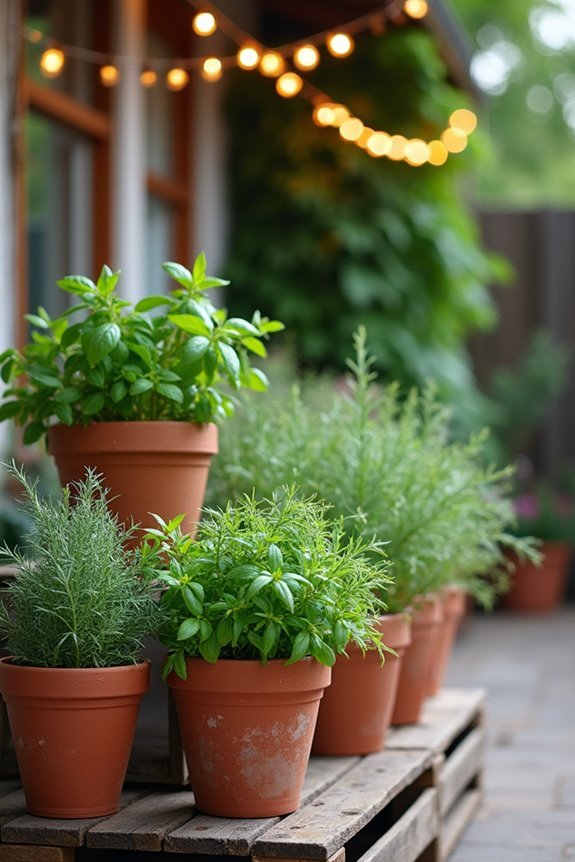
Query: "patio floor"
445 608 575 861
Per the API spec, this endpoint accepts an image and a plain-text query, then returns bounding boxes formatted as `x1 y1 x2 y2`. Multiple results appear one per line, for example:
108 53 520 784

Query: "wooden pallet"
386 688 486 861
0 685 485 862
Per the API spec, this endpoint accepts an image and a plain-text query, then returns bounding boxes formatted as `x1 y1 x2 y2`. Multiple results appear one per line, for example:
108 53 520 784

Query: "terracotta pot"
49 421 218 536
312 614 411 755
502 541 571 613
168 657 331 817
0 658 149 818
427 586 467 697
392 594 443 725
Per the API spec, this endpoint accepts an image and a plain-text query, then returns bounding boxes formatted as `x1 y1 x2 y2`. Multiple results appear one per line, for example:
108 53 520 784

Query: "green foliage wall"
224 27 507 395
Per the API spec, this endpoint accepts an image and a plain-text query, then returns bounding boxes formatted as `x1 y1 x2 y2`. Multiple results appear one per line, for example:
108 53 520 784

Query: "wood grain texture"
386 689 485 753
1 789 150 847
439 727 484 816
438 788 482 862
87 789 195 851
0 845 74 861
251 750 433 861
254 847 346 862
164 756 359 855
355 789 438 862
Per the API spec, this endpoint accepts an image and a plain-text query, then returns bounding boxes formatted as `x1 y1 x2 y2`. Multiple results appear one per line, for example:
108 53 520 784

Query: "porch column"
111 0 147 303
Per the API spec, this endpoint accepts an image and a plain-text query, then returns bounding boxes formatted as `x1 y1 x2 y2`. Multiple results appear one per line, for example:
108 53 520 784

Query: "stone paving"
445 609 575 861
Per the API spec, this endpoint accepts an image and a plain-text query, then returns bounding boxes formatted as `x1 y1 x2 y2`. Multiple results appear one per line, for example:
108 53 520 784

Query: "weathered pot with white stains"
168 657 331 817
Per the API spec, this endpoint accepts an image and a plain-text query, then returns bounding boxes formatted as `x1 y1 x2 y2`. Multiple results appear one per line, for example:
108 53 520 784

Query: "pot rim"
48 421 218 455
168 655 331 694
0 656 150 698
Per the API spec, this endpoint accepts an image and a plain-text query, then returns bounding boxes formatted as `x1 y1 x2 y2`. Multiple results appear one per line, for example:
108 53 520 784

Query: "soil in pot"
312 614 411 755
427 586 467 697
49 421 218 536
169 657 331 818
502 541 571 613
0 658 149 818
392 594 443 725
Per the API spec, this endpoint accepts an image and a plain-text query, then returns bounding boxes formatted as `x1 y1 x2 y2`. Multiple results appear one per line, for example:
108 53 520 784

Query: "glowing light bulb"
339 117 364 142
140 68 158 88
40 47 65 78
201 57 222 81
427 140 448 166
403 0 429 19
356 127 374 148
192 12 217 36
294 44 320 71
330 105 350 127
100 64 120 87
387 134 408 161
404 138 429 166
366 132 391 157
166 67 189 91
326 32 354 58
313 104 335 126
276 72 303 98
259 51 285 77
449 108 477 134
441 127 467 153
237 45 260 70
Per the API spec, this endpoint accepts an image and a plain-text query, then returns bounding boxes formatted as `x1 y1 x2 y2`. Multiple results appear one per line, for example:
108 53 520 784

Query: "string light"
356 127 375 148
403 0 429 19
99 64 119 87
339 117 364 142
276 72 303 98
201 57 222 81
449 108 477 134
330 105 351 127
366 132 391 157
404 138 429 165
427 140 448 166
40 47 65 78
326 32 354 58
192 11 217 36
387 134 408 161
259 51 285 77
166 67 189 91
140 67 158 87
237 45 260 70
441 127 467 153
293 44 320 71
313 104 336 126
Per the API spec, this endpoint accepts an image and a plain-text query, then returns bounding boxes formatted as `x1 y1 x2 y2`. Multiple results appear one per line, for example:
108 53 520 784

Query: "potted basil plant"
143 487 391 818
0 253 283 534
0 464 158 818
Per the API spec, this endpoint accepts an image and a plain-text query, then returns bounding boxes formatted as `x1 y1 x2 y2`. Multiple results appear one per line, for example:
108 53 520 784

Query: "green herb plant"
208 328 539 611
141 487 392 679
0 464 158 667
0 252 284 443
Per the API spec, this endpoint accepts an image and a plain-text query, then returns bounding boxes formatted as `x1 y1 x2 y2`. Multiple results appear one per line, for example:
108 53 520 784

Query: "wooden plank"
354 789 438 862
438 788 482 862
439 727 484 816
0 846 74 861
251 750 434 861
254 849 346 862
87 789 194 851
1 788 150 847
386 689 485 753
164 756 360 855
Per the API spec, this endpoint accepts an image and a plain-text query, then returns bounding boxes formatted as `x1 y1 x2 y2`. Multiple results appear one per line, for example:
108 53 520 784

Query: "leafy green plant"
0 465 158 667
141 487 392 679
0 252 284 443
208 328 539 610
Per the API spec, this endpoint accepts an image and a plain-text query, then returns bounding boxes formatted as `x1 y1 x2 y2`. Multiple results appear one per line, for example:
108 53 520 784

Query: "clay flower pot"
427 586 467 697
49 421 218 536
0 657 149 818
168 657 331 817
392 594 443 725
502 541 571 613
312 613 411 755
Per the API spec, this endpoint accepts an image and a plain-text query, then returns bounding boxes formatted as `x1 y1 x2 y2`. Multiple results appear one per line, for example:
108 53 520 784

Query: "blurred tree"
451 0 575 205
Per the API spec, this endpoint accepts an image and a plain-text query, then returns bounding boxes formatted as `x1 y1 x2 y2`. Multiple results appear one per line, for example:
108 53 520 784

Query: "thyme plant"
142 487 392 679
0 465 158 667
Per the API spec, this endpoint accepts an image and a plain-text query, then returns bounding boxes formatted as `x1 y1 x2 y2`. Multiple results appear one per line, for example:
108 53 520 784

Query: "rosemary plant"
0 465 158 667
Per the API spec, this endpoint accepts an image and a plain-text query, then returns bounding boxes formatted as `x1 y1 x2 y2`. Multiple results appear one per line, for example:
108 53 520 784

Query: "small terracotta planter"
49 421 218 536
392 594 443 725
0 658 149 818
427 586 466 697
168 657 331 817
312 614 411 755
502 541 571 613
